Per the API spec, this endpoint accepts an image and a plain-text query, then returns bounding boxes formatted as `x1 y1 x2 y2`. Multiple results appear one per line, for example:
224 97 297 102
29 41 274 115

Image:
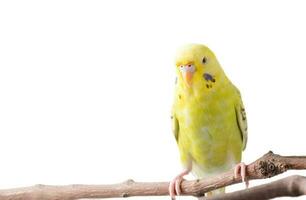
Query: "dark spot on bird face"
179 94 182 99
203 73 213 81
203 73 215 89
203 73 216 82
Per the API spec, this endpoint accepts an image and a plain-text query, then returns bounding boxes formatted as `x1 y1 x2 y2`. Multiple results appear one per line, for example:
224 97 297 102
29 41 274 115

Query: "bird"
169 44 248 199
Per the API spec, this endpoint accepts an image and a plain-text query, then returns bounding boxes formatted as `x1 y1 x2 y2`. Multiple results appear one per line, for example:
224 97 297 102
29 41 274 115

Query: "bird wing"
171 113 179 143
234 88 248 151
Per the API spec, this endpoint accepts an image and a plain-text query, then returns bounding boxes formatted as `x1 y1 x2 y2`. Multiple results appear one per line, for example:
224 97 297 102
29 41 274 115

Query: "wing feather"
234 89 248 150
171 114 179 143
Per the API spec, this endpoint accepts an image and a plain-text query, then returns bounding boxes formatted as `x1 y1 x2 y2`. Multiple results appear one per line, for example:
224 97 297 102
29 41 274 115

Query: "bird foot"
234 162 249 188
169 169 190 200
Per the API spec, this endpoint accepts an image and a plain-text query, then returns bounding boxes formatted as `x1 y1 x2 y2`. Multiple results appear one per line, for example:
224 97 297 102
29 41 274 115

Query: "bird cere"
170 44 248 199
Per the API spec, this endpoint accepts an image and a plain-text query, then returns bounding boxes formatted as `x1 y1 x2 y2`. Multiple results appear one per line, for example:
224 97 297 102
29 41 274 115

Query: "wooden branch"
0 151 305 200
180 151 306 197
200 175 306 200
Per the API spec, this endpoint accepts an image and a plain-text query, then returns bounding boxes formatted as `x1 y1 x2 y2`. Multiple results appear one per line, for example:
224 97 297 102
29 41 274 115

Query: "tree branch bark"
200 175 306 200
0 151 305 200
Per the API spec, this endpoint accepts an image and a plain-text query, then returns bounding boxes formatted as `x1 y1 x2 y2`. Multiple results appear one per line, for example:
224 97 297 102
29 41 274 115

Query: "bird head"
175 44 224 89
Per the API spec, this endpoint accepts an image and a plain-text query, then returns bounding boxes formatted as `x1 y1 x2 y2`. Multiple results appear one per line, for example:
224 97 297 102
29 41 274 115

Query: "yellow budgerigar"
169 44 248 199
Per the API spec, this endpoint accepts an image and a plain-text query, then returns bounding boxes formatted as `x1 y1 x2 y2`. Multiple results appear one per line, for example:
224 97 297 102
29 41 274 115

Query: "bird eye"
202 57 207 64
188 64 191 67
180 65 183 68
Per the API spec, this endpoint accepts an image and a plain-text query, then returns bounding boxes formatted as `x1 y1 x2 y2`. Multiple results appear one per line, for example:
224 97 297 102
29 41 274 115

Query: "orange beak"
184 71 194 86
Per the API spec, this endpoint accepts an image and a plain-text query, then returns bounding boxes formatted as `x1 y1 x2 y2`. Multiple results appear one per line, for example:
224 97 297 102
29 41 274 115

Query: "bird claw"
169 176 185 199
169 169 190 199
234 162 249 188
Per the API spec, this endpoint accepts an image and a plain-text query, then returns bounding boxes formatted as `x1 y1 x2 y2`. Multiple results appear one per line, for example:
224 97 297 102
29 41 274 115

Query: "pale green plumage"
172 44 247 194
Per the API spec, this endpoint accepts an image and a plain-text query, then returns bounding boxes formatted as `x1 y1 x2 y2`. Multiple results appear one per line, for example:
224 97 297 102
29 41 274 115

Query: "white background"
1 1 306 199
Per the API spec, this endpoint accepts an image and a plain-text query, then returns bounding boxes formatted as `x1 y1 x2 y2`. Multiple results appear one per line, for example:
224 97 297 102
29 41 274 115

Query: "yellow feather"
172 44 247 193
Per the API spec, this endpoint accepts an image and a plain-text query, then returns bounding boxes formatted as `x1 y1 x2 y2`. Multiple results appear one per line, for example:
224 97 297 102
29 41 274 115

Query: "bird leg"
169 168 190 200
234 162 249 188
